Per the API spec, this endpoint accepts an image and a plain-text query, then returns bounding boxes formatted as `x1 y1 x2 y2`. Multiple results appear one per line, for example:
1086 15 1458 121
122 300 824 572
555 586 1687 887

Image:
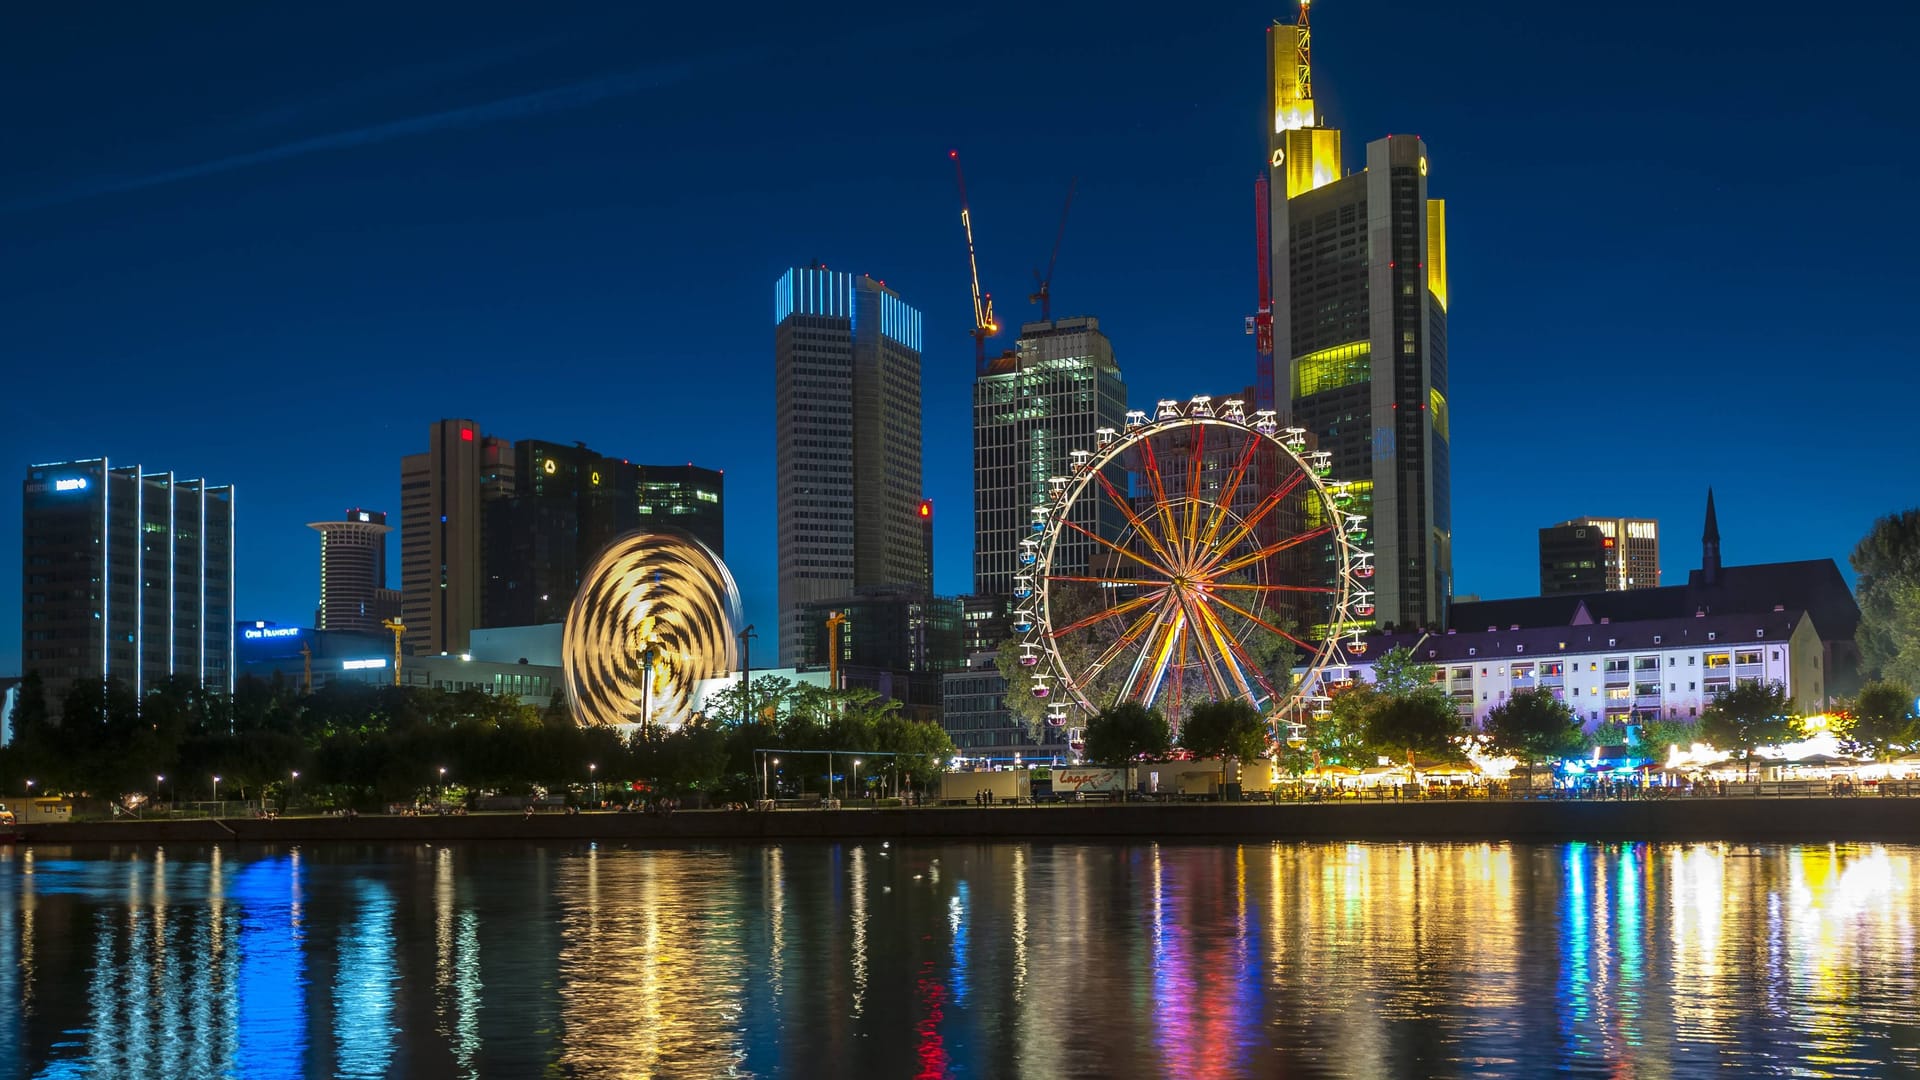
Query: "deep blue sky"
5 1 1917 672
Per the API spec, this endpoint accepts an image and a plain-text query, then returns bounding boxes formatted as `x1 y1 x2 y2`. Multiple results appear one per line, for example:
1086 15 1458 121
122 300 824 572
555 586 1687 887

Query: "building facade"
774 265 926 665
972 317 1128 601
940 652 1071 762
22 459 235 711
405 421 724 650
400 419 514 656
235 620 562 705
1314 608 1822 730
308 509 395 632
1539 517 1660 595
1262 9 1452 632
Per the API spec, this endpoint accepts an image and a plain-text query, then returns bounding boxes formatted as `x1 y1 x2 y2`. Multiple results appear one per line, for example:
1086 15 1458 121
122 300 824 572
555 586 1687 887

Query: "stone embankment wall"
18 798 1920 846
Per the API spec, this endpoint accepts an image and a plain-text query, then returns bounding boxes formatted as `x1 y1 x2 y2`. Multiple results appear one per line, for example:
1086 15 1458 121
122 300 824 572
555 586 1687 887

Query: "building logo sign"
53 477 88 492
243 626 301 640
342 658 388 670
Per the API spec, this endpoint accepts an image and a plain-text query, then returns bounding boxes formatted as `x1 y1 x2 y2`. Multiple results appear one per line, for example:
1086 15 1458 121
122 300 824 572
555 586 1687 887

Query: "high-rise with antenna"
1259 1 1453 632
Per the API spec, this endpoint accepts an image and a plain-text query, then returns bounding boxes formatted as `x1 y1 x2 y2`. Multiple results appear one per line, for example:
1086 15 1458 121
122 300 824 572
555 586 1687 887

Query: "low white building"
1305 608 1824 730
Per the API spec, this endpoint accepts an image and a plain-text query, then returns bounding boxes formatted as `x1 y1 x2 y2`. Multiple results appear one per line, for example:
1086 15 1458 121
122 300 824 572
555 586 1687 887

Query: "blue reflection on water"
1560 842 1591 1055
233 855 307 1079
333 878 397 1079
949 879 971 1009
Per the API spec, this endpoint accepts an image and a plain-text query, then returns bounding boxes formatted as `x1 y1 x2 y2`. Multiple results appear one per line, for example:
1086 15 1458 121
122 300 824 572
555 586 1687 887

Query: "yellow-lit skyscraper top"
1267 4 1341 198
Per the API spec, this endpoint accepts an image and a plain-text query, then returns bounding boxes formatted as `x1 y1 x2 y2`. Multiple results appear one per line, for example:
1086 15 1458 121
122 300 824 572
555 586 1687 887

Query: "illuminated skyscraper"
21 458 234 711
481 445 724 627
1539 517 1661 595
399 419 514 656
1261 4 1452 630
774 265 926 666
972 317 1128 603
308 509 395 633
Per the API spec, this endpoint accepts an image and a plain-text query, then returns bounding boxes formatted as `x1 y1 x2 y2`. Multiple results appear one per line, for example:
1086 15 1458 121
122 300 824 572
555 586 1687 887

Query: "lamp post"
212 775 221 808
289 771 299 813
25 780 34 798
853 759 862 805
155 775 164 805
589 763 598 807
438 766 447 806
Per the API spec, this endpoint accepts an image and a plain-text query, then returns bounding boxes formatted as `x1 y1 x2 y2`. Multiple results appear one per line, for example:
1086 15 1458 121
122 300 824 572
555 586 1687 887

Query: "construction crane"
950 150 999 374
825 611 848 691
1029 177 1077 323
381 617 405 687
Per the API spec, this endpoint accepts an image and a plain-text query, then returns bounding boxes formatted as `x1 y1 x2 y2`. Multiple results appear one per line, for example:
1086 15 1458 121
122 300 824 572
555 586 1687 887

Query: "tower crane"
950 150 999 374
381 617 405 688
1029 177 1077 323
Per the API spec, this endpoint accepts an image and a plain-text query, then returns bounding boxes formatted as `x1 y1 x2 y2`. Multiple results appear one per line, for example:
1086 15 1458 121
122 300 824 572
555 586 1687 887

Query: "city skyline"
4 1 1917 671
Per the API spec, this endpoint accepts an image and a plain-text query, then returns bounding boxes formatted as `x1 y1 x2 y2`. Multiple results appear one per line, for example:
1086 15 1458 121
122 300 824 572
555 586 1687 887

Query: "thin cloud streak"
7 59 708 214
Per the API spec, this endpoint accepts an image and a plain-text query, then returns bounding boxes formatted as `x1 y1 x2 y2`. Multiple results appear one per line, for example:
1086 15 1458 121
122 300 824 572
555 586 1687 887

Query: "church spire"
1701 487 1722 585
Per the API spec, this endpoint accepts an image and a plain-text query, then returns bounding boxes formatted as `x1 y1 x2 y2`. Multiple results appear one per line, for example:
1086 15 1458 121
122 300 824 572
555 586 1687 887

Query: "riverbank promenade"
19 794 1920 846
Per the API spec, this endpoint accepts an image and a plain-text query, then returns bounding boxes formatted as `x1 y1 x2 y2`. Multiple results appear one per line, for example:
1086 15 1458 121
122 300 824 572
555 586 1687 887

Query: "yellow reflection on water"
555 849 752 1077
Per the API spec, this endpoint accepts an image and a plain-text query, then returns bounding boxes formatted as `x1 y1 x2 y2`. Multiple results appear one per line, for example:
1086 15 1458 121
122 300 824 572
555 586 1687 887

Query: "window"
1653 635 1662 644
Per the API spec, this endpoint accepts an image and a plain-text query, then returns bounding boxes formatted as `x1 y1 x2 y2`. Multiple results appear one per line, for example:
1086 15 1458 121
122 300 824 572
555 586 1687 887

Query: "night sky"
4 1 1916 672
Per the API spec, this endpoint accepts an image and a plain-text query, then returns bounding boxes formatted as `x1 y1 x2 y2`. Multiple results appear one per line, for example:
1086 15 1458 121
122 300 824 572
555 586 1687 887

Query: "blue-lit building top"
774 266 922 352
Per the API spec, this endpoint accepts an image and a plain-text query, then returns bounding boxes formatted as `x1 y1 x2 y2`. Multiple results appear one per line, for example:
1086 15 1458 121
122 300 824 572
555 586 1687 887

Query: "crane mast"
1030 177 1077 323
950 150 998 374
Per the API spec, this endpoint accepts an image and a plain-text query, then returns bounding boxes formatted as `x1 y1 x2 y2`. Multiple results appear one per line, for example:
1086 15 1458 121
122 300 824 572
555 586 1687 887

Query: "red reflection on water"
915 959 948 1079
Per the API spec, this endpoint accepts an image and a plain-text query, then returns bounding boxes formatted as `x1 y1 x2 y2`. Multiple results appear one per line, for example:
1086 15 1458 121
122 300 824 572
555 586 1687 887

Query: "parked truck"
1045 767 1131 802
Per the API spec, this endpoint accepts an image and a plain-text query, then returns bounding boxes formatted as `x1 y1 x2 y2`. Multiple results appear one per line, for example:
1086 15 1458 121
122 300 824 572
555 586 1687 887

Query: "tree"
998 583 1123 737
1082 702 1171 766
1838 680 1918 760
1179 699 1270 769
1483 689 1584 788
1368 645 1448 702
1307 681 1381 769
1699 681 1800 780
1363 694 1466 771
1853 510 1920 691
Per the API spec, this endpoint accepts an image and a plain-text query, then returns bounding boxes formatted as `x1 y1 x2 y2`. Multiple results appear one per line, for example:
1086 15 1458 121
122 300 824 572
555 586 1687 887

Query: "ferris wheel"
1016 396 1370 736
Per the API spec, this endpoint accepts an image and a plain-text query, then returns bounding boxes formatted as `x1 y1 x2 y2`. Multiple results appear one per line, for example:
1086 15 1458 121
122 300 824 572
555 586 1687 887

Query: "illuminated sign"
54 477 88 492
342 658 388 670
242 626 301 640
357 511 370 522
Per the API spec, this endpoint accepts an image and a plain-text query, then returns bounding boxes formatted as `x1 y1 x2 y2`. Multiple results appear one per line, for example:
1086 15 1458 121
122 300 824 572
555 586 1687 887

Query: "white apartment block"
1309 608 1825 729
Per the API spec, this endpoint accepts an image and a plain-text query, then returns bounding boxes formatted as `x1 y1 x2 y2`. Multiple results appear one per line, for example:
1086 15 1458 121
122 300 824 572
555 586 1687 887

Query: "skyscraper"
1261 4 1452 631
1538 517 1660 595
774 265 925 666
308 509 396 633
21 458 234 711
972 317 1129 604
481 442 724 627
399 419 514 656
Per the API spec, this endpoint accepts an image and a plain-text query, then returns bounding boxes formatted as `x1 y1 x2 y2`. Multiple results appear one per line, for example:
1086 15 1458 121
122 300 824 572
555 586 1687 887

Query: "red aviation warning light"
918 499 933 519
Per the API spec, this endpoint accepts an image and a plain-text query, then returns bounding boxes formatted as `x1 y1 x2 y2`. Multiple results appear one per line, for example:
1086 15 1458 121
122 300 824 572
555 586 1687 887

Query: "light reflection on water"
0 840 1916 1078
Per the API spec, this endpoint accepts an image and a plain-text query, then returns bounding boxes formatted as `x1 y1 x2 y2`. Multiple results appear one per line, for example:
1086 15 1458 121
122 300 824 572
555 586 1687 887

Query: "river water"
1 840 1916 1078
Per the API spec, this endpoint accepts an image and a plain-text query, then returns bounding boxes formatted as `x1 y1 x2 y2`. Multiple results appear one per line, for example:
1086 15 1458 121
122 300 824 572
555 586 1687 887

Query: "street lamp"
853 759 862 804
212 775 222 806
437 766 447 806
25 780 34 798
589 763 598 807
